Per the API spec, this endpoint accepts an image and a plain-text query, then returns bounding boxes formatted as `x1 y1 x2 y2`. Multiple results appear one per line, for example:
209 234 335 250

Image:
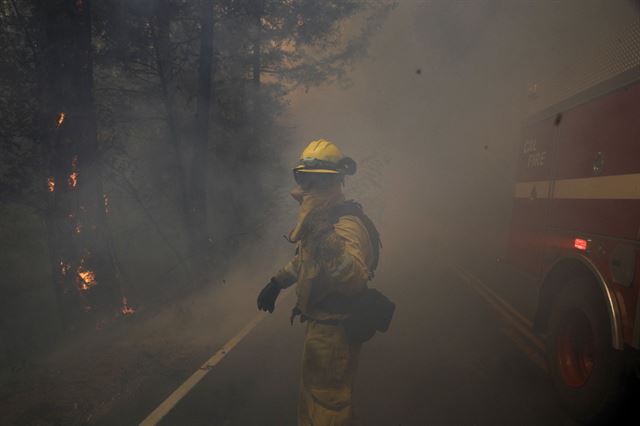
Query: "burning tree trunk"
40 0 121 326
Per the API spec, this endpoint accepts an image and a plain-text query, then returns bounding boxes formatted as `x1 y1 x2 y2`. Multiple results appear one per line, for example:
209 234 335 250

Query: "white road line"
464 269 535 330
450 264 546 369
465 270 544 351
140 289 292 426
500 323 547 371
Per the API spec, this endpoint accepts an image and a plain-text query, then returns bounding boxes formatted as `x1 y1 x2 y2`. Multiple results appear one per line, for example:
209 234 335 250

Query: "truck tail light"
574 238 588 251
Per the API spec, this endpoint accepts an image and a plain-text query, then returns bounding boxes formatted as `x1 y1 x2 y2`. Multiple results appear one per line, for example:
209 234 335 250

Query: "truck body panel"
508 77 640 350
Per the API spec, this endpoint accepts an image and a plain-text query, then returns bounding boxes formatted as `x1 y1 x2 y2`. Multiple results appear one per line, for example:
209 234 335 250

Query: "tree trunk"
244 0 263 162
251 0 263 136
40 0 120 327
151 0 196 286
188 0 215 285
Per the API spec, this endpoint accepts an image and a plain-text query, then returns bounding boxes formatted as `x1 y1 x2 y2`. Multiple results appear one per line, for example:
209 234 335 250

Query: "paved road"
152 251 577 426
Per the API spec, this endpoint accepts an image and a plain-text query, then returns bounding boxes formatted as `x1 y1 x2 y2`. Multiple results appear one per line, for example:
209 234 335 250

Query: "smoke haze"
1 1 639 424
286 0 639 250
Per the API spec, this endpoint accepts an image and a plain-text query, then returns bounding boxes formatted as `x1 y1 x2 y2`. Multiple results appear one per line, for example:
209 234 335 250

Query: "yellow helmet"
294 139 356 175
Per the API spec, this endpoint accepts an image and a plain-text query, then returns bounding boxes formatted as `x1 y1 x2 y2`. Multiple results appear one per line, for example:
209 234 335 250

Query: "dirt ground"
0 276 266 426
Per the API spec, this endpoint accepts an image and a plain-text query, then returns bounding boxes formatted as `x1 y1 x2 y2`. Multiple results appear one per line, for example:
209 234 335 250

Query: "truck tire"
547 279 627 424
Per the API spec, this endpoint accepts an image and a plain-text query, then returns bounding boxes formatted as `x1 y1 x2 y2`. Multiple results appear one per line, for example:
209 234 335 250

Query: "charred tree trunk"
188 0 215 285
40 0 120 327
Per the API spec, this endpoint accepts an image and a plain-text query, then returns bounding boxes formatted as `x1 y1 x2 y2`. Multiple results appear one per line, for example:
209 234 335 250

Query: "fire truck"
507 21 640 423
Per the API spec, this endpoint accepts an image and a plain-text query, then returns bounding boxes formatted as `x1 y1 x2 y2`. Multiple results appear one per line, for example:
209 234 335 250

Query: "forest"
0 0 390 373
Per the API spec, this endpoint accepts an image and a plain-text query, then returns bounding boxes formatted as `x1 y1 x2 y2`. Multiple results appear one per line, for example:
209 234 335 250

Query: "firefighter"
257 139 378 426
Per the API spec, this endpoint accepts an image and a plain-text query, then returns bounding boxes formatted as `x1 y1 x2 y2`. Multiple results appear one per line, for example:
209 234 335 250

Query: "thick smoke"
286 0 639 253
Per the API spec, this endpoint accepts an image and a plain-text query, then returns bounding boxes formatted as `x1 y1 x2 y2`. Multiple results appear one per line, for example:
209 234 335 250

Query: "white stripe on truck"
515 173 640 200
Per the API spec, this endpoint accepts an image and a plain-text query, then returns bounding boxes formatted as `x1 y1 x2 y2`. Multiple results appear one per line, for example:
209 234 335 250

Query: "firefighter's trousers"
298 320 361 426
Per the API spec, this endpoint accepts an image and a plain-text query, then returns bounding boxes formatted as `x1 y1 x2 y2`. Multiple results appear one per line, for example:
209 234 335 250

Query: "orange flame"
121 297 136 316
74 224 83 234
77 267 97 291
69 171 78 188
56 112 65 128
47 177 55 192
68 156 79 187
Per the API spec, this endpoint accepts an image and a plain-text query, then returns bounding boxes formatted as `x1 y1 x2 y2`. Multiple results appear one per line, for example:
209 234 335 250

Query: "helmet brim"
293 164 340 175
294 168 340 174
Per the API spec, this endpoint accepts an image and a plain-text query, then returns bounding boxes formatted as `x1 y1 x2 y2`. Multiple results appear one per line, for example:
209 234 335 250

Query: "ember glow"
59 261 71 276
56 112 65 128
47 177 55 192
69 171 78 188
121 297 136 316
527 82 540 99
69 156 79 188
77 267 97 291
95 319 109 331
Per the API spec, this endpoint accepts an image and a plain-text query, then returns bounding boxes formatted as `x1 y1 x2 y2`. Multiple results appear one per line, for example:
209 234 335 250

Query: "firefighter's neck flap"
288 184 345 243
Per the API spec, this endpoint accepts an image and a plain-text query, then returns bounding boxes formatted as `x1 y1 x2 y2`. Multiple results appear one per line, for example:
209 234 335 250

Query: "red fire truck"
507 23 640 422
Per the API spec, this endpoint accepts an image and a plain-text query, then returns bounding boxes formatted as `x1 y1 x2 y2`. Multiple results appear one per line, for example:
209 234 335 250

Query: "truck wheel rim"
556 309 595 388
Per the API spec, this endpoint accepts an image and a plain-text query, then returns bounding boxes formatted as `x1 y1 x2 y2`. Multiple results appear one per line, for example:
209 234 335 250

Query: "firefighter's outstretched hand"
257 278 281 313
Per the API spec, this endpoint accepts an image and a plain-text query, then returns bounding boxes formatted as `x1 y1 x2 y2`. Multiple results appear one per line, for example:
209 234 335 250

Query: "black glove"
257 278 281 313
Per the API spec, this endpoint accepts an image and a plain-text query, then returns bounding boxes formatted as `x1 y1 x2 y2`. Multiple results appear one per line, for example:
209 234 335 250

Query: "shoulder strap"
329 200 382 277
